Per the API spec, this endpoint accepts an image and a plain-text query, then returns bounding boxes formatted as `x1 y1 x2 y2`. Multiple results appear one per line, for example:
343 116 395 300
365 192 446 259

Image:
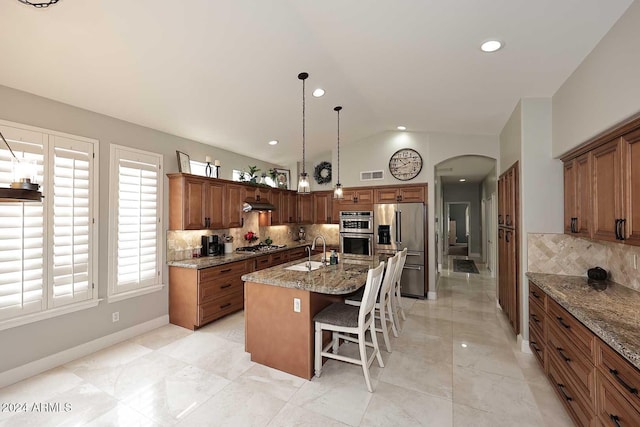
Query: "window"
108 145 163 301
0 122 98 328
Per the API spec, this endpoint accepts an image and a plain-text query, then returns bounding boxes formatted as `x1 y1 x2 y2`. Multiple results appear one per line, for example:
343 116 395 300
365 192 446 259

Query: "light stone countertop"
167 242 312 270
241 253 384 295
526 272 640 370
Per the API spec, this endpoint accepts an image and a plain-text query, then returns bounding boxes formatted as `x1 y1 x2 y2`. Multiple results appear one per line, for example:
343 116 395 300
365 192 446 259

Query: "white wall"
500 101 522 174
0 84 282 375
553 0 640 157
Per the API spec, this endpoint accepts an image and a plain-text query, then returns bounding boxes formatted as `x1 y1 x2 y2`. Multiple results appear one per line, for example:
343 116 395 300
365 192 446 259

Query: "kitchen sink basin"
284 261 324 271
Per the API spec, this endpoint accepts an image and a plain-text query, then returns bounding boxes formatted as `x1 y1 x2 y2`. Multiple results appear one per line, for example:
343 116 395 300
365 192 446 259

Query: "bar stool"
313 261 385 392
344 253 399 352
392 248 408 332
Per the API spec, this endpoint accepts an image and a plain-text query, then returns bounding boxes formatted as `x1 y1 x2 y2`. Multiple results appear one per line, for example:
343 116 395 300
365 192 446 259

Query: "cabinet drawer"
548 297 595 359
597 372 640 427
548 355 595 427
199 291 243 325
199 277 243 303
529 281 547 309
199 261 248 282
596 340 640 412
529 296 546 338
529 323 546 370
548 320 596 403
287 248 307 261
270 252 287 266
255 255 272 270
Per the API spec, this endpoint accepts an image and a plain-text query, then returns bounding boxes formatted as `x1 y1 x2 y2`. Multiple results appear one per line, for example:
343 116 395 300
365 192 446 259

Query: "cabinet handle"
609 414 622 427
256 194 260 201
220 302 232 309
620 219 626 241
498 229 503 239
570 218 576 233
498 214 503 225
530 340 542 353
220 284 232 289
505 231 511 243
609 368 639 394
556 347 571 363
241 218 244 227
506 214 511 226
615 219 621 240
556 316 571 329
557 383 573 402
220 268 232 274
531 291 541 300
530 313 540 324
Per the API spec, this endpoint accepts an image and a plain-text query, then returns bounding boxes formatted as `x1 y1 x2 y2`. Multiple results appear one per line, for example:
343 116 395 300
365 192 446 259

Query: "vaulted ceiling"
0 1 633 165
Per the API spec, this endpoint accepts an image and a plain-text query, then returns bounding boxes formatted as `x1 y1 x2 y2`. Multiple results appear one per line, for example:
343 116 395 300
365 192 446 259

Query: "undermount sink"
284 261 324 271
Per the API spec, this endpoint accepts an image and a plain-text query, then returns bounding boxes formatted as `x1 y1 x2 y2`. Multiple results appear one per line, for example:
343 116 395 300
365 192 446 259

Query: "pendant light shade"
333 106 344 199
0 131 42 202
297 72 311 194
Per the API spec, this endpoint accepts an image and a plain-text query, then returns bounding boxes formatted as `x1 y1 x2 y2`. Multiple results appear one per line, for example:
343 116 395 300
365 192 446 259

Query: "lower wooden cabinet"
529 281 640 427
169 259 251 330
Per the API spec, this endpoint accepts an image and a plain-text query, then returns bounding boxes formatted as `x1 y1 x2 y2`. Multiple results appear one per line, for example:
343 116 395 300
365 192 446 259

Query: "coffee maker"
201 235 222 256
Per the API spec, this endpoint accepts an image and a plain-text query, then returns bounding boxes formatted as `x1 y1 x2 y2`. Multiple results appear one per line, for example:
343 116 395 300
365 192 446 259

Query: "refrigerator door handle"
395 211 400 243
398 211 402 243
403 265 422 270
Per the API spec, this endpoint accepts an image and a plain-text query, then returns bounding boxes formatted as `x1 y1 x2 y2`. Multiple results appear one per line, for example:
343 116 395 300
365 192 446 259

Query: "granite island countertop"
527 272 640 370
241 253 383 295
167 242 311 270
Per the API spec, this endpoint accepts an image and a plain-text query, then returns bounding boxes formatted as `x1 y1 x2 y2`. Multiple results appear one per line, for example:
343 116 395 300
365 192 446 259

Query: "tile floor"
0 258 574 426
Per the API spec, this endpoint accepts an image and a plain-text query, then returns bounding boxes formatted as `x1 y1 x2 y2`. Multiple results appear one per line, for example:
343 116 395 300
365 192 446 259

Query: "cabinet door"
281 191 297 224
564 160 577 234
592 139 623 242
224 184 246 228
574 154 592 237
505 167 517 228
297 194 313 224
269 189 283 226
375 188 400 203
623 130 640 245
255 187 272 203
184 176 206 229
399 186 425 203
498 176 505 226
313 191 333 224
205 181 225 229
356 189 374 205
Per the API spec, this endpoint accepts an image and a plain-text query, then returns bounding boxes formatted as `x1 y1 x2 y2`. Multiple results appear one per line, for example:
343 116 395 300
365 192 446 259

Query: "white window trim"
0 119 99 330
107 144 164 302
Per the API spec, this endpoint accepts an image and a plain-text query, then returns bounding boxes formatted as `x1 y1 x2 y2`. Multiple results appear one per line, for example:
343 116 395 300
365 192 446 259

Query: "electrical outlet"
112 312 120 322
293 298 301 313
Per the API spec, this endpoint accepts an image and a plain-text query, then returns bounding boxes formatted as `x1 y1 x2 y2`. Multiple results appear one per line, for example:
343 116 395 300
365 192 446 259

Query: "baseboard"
0 315 169 388
427 291 438 300
518 334 532 354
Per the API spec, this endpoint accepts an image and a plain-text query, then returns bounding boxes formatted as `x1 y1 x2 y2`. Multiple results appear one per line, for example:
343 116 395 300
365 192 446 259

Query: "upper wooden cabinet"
562 115 640 246
169 174 224 230
374 185 425 203
313 191 334 224
336 188 374 211
564 153 591 237
498 163 518 230
297 194 313 224
224 183 246 228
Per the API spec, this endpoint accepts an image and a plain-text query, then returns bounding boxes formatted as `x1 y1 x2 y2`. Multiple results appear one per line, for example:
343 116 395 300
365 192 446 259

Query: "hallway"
0 259 574 426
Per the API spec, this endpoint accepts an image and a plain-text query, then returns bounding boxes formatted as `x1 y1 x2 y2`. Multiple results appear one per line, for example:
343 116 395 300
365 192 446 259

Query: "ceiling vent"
360 170 384 181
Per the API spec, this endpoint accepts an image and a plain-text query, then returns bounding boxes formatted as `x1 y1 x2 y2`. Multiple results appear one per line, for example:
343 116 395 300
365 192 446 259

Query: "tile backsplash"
167 212 339 261
528 233 640 291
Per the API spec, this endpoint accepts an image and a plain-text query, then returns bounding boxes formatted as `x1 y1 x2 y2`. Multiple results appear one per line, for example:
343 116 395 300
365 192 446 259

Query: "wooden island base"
244 281 341 379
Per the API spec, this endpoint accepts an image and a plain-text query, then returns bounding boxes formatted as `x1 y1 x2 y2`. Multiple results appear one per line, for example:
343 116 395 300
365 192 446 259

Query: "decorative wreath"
313 161 332 184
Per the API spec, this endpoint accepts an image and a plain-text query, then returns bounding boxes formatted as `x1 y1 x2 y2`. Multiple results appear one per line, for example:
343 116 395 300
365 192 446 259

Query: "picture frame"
176 151 191 173
274 168 290 189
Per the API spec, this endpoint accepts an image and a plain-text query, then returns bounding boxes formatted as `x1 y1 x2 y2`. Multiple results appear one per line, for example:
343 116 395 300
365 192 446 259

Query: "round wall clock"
313 161 332 184
389 148 423 181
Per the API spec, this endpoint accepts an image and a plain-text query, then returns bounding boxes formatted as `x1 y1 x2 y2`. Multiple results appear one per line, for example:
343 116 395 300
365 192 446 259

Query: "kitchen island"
242 253 382 379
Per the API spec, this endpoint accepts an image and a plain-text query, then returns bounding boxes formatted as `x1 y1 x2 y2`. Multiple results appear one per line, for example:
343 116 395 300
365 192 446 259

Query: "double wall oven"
339 211 374 256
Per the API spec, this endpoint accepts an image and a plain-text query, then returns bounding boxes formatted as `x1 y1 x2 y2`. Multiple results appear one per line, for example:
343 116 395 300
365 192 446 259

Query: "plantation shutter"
0 126 46 320
50 136 94 307
113 149 161 294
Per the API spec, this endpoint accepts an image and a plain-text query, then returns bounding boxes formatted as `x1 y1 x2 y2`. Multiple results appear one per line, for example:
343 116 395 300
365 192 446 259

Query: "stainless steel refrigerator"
374 203 426 298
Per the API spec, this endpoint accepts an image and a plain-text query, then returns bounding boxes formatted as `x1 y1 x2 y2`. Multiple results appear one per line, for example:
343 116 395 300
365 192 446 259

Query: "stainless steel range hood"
242 198 276 212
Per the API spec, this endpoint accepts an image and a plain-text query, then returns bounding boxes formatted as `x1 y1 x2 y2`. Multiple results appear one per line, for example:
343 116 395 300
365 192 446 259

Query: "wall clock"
313 161 332 184
389 148 423 181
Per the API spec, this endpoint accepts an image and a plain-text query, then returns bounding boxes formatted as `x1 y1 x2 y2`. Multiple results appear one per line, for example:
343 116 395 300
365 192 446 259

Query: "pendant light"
297 72 310 194
0 131 42 202
333 106 344 199
17 0 60 7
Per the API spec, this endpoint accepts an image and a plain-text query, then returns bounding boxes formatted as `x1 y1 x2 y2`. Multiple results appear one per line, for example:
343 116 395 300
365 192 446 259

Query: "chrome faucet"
311 235 327 265
305 245 312 271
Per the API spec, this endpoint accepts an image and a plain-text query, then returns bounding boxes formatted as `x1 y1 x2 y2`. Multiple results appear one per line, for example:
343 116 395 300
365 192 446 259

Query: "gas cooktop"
236 244 287 253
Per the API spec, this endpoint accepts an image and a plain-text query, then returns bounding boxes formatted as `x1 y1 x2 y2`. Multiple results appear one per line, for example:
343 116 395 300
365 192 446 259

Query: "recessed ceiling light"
312 88 325 97
459 178 466 182
481 40 503 53
461 343 468 348
268 140 278 146
397 126 407 131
